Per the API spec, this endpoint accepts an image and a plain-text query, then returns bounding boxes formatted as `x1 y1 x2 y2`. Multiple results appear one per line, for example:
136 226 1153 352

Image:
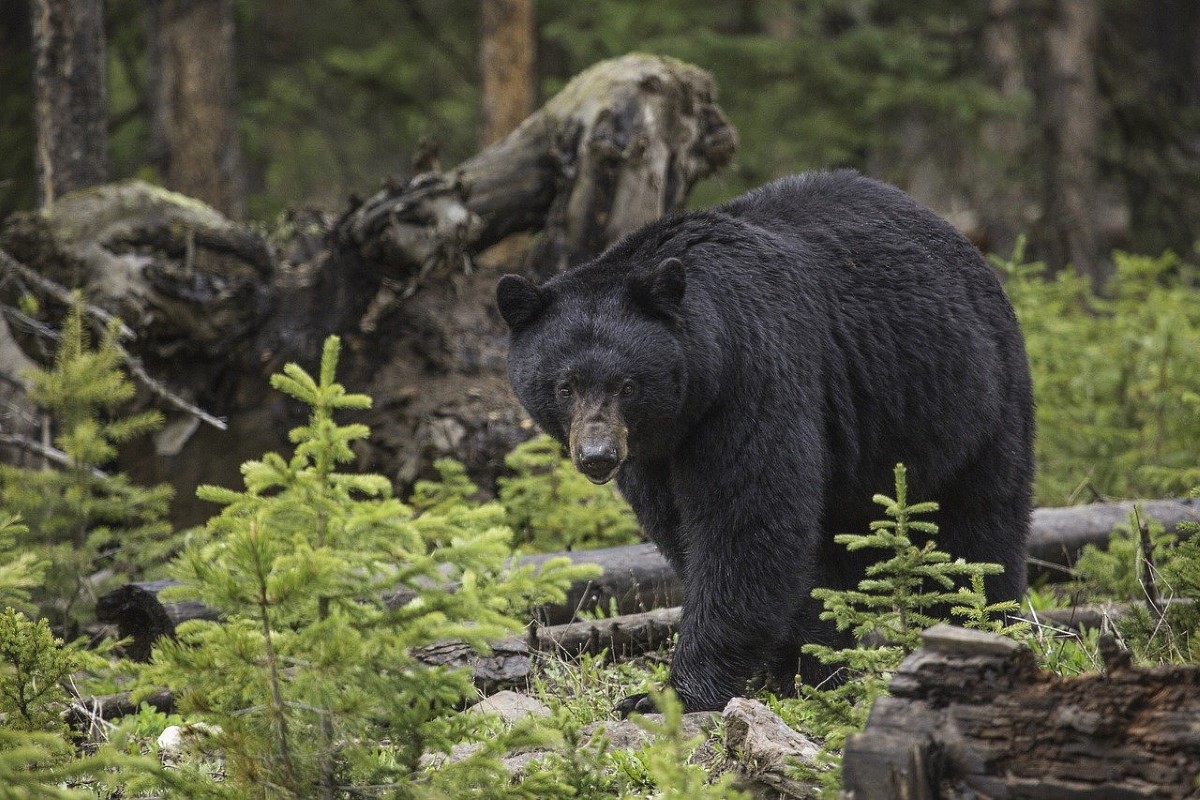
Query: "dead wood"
842 624 1200 799
534 605 682 659
67 609 679 725
341 53 734 285
94 496 1200 659
0 54 735 526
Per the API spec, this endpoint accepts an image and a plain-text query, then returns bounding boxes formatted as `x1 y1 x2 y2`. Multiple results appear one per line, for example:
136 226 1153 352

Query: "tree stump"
842 624 1200 799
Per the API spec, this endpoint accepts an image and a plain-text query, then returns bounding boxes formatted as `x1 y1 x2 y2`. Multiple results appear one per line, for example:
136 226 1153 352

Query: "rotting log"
68 609 680 724
0 53 735 527
94 496 1200 659
1028 497 1200 580
842 624 1200 799
341 53 735 285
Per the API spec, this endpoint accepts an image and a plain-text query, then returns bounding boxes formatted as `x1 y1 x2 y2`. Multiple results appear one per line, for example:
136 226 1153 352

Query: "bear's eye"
557 383 572 398
619 380 636 398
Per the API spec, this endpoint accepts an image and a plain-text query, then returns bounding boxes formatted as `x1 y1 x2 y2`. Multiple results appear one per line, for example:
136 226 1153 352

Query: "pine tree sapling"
0 514 43 612
498 435 639 552
788 464 1018 794
808 464 1009 652
0 607 165 798
0 608 76 734
0 301 173 635
144 336 595 798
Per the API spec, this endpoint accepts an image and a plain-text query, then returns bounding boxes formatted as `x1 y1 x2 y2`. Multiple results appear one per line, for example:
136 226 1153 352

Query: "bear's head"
496 257 688 484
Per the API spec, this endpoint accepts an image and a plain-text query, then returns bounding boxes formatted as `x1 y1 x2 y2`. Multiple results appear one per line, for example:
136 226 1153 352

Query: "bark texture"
480 0 536 146
843 624 1200 799
151 0 245 219
1 54 735 525
1035 0 1106 285
31 0 108 207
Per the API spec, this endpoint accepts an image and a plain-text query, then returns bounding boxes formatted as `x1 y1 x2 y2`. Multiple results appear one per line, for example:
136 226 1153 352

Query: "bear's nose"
578 444 619 482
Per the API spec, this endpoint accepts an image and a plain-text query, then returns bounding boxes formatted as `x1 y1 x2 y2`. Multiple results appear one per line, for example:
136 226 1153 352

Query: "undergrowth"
998 243 1200 503
1 247 1199 796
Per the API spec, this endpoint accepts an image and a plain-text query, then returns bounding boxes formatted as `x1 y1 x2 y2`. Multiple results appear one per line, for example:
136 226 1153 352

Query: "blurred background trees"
2 0 1197 282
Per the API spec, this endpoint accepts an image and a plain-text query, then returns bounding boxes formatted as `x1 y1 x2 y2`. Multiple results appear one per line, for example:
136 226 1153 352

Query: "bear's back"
717 170 980 273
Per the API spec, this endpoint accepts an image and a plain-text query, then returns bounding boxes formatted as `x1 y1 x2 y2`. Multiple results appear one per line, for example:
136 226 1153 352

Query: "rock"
581 711 717 752
466 690 552 724
157 721 222 766
723 698 821 799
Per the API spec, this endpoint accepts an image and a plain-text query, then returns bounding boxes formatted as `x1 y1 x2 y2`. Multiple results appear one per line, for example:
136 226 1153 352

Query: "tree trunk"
31 0 108 207
151 0 245 219
843 624 1200 798
1034 0 1106 286
480 0 536 147
976 0 1030 258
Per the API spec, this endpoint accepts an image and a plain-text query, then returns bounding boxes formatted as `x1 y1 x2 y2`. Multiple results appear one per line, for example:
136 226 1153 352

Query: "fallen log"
95 496 1200 658
842 624 1200 799
1027 496 1199 579
68 609 680 725
72 594 1188 729
97 541 683 659
1 54 736 527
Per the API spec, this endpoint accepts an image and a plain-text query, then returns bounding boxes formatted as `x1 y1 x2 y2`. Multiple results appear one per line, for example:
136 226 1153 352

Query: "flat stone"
465 690 551 724
920 623 1023 656
723 697 821 799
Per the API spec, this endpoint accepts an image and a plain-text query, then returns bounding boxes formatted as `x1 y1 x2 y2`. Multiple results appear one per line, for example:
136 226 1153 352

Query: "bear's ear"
496 274 548 332
630 257 686 322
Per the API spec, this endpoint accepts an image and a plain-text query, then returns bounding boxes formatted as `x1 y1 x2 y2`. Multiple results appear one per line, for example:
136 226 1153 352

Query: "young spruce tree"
0 302 173 637
786 464 1023 795
142 336 595 799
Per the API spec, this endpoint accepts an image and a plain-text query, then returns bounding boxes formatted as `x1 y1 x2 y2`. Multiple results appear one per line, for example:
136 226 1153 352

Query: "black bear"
496 170 1034 713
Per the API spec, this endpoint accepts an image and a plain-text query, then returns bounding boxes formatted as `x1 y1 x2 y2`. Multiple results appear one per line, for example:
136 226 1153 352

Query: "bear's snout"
569 405 628 484
577 440 621 484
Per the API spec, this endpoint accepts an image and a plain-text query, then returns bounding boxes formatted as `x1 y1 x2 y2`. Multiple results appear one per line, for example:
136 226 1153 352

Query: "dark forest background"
3 0 1198 288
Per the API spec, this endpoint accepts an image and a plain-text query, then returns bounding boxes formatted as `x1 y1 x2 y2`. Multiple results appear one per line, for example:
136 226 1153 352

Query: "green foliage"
623 689 747 800
1073 511 1178 600
234 0 480 219
0 608 75 734
1025 623 1104 678
409 435 641 554
999 243 1200 503
106 702 185 756
0 609 157 800
0 729 94 800
0 514 43 612
409 457 481 514
778 464 1019 795
499 435 640 552
808 464 1013 652
531 649 668 726
0 302 174 635
141 336 596 798
1072 500 1200 666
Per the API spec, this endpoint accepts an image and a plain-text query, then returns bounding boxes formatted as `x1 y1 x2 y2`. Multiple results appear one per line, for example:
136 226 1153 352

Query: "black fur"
497 170 1035 712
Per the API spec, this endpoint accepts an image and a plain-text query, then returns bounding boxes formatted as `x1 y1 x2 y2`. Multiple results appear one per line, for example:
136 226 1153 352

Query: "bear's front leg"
668 521 815 711
638 449 822 714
